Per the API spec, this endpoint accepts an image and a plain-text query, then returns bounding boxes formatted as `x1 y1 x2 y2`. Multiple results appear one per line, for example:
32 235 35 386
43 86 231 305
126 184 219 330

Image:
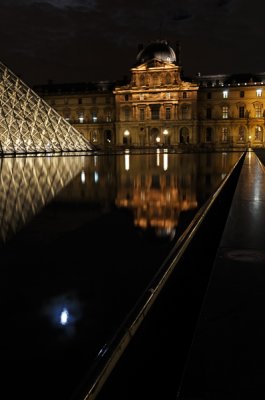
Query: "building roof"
135 40 176 65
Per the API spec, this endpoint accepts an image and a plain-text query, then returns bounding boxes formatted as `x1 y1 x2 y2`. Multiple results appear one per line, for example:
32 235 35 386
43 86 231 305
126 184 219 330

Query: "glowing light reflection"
156 152 160 166
125 154 130 171
81 170 86 184
60 308 69 326
94 171 99 182
163 153 168 171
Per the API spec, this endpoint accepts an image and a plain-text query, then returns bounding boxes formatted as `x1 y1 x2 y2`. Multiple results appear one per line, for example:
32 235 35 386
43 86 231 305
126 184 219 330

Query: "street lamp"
124 130 130 145
163 129 169 145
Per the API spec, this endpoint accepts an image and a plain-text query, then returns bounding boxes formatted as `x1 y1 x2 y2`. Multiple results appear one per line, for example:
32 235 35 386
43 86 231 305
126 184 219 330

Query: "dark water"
0 150 243 400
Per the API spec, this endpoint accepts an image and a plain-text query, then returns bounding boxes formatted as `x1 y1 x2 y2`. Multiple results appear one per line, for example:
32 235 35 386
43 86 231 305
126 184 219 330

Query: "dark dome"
136 40 176 64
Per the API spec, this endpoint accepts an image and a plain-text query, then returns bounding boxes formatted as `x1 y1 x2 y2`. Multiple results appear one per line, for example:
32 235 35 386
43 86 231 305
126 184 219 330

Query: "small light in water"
60 308 69 326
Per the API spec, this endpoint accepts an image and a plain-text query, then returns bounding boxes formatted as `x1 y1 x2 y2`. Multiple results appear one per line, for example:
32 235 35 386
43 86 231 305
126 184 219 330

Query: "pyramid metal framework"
0 61 94 155
0 155 85 243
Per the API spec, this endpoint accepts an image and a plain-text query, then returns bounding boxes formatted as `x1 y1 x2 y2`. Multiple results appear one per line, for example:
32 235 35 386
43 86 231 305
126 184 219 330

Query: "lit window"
78 113 84 123
221 127 228 142
166 92 171 99
223 90 228 98
256 89 262 97
255 104 262 118
222 106 228 119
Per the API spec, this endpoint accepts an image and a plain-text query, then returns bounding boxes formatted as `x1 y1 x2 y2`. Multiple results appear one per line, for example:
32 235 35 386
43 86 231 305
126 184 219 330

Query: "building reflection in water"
115 149 198 239
113 150 240 240
0 151 242 245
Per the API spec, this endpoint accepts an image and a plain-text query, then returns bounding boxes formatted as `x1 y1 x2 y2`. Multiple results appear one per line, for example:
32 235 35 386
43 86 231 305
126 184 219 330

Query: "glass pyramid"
0 61 94 155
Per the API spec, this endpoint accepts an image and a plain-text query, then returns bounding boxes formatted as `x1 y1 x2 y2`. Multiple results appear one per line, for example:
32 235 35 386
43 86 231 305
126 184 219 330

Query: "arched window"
179 127 189 143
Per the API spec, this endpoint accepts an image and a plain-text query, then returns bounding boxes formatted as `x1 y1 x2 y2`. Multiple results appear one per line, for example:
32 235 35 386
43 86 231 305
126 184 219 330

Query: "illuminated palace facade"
34 40 265 149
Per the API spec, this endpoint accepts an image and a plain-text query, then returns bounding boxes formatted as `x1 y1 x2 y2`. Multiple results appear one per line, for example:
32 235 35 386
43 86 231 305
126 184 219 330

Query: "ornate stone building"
34 40 265 149
196 72 265 149
34 80 118 147
114 40 198 147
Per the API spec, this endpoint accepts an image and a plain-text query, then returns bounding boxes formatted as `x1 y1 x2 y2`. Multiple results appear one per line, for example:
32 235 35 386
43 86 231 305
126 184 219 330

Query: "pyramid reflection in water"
0 156 85 243
0 61 94 155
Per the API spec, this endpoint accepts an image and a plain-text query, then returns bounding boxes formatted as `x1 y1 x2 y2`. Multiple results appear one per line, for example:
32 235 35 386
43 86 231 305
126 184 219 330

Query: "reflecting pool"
0 150 243 400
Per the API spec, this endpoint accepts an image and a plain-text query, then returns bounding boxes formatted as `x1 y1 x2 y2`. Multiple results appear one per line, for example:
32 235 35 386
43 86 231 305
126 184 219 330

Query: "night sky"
0 0 265 86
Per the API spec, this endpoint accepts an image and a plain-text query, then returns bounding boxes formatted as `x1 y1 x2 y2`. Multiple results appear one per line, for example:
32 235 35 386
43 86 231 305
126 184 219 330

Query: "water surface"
0 150 243 400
